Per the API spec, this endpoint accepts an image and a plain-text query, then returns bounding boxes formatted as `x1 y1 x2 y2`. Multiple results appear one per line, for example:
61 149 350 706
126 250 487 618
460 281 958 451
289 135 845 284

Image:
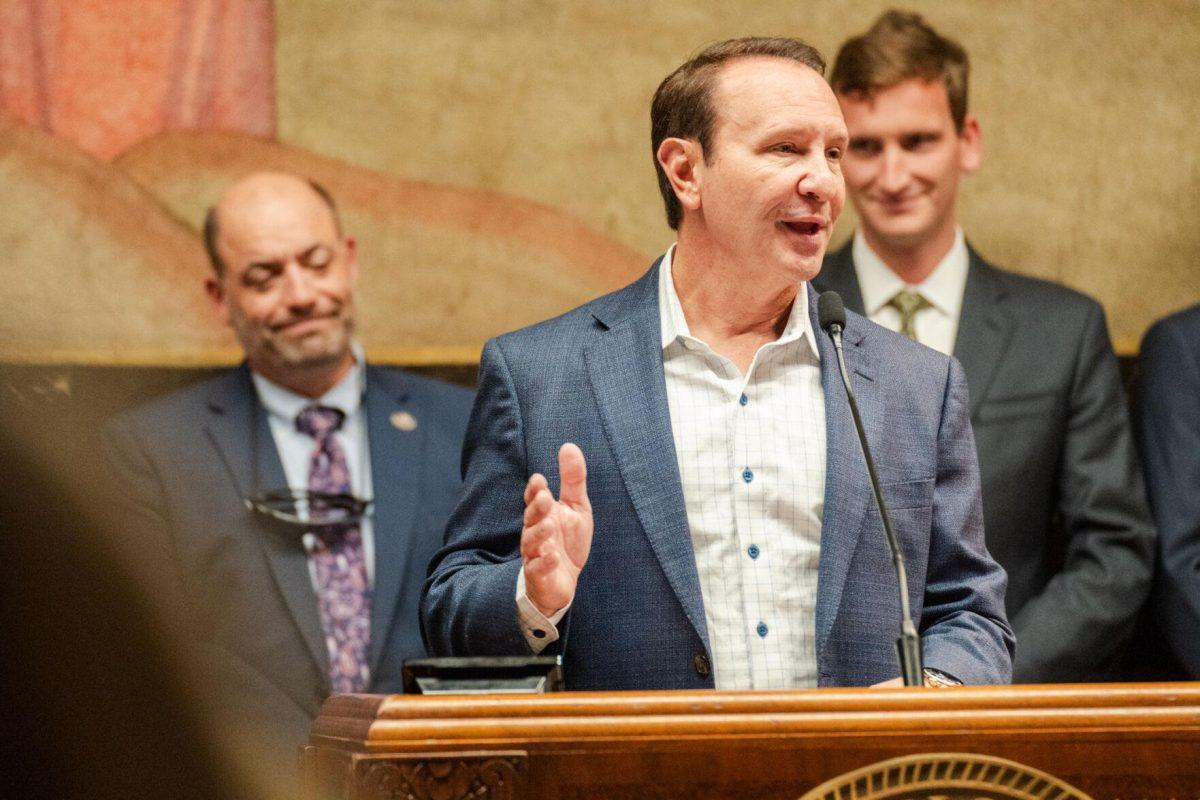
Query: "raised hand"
521 443 593 617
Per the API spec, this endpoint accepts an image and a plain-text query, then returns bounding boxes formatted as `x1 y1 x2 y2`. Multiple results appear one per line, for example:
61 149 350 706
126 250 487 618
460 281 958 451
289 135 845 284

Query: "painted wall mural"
1 0 1197 364
0 0 276 159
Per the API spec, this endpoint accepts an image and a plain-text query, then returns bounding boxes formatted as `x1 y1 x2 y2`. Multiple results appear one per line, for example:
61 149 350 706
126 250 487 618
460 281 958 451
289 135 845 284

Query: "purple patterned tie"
295 405 372 694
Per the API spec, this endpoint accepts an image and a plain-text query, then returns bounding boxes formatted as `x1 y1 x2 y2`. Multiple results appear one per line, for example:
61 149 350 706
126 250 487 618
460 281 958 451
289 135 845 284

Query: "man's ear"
205 276 230 325
958 114 983 174
657 137 704 215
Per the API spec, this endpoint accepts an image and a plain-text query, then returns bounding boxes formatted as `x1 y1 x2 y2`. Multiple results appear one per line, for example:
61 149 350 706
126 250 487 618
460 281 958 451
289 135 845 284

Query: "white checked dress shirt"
853 229 970 356
518 248 827 690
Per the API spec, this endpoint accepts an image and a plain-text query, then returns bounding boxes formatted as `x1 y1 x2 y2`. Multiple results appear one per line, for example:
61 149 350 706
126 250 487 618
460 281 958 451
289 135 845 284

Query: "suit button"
693 654 711 677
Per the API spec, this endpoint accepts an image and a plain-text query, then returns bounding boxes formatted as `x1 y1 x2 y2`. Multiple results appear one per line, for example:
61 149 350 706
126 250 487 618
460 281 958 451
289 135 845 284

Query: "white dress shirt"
853 229 970 355
519 248 827 690
252 347 376 587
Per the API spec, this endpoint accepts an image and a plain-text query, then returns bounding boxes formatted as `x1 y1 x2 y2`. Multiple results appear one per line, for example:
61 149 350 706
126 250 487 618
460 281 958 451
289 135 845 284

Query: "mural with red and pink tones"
0 0 647 364
0 0 275 160
0 1 1196 364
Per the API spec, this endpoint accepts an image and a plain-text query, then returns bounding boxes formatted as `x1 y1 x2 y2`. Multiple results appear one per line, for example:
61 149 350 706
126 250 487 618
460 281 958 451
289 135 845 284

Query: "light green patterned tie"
887 290 931 341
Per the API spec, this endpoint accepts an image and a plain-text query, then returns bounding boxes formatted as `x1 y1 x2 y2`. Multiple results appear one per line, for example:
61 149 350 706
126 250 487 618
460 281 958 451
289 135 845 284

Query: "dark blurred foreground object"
1135 304 1200 679
0 423 253 799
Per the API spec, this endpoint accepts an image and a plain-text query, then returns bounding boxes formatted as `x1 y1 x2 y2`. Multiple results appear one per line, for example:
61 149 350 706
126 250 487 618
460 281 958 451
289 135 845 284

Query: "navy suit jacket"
1136 304 1200 677
816 242 1155 682
423 263 1013 688
105 364 472 768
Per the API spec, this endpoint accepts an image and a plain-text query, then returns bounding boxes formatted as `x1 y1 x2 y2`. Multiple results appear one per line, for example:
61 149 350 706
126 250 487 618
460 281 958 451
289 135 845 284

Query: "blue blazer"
423 263 1013 688
1136 304 1200 678
105 365 472 754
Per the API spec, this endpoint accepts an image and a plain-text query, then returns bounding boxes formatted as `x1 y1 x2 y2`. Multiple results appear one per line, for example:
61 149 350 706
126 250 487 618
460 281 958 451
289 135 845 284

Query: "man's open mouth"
782 220 822 235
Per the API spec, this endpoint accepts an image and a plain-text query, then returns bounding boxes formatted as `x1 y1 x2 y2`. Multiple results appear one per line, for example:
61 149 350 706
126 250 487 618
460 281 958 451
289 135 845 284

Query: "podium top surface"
310 682 1200 751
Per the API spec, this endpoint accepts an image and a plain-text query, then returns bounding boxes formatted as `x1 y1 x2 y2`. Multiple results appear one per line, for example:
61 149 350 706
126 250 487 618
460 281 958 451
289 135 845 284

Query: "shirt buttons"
742 468 754 483
739 393 748 406
747 544 760 560
756 622 769 638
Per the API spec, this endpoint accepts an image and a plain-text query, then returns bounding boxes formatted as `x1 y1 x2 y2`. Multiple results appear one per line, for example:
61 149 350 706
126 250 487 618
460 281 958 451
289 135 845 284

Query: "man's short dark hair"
830 10 969 131
651 37 827 231
203 178 342 276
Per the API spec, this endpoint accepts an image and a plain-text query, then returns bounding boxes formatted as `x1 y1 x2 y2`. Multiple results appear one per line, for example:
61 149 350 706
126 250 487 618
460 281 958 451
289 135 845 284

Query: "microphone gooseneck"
817 291 924 687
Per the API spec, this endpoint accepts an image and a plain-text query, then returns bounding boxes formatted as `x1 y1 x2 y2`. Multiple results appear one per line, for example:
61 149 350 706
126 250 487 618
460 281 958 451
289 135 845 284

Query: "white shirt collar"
853 228 969 319
657 244 819 359
252 343 367 426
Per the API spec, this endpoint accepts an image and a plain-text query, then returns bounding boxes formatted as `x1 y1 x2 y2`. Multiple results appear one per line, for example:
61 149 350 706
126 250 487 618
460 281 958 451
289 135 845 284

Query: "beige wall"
276 0 1200 352
1 1 1196 362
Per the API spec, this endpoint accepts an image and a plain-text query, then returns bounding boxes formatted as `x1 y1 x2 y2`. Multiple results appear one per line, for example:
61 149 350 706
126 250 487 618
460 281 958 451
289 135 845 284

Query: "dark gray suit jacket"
423 264 1013 688
815 241 1155 682
104 364 471 781
1136 304 1200 678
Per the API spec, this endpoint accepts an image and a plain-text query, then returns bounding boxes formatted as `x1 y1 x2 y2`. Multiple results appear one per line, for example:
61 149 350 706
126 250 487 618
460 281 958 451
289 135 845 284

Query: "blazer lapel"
953 249 1015 417
203 366 330 678
809 286 874 651
361 367 422 673
582 266 711 652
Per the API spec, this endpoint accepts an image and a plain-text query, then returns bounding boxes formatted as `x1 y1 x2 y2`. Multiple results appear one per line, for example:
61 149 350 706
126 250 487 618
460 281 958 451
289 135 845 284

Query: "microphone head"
818 291 846 332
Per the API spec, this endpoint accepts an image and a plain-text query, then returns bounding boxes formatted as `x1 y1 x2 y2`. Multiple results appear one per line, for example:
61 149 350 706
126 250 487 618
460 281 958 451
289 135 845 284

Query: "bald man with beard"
104 172 472 789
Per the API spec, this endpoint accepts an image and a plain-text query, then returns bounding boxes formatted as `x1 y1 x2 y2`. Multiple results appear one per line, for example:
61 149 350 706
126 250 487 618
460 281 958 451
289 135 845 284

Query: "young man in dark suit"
814 10 1154 682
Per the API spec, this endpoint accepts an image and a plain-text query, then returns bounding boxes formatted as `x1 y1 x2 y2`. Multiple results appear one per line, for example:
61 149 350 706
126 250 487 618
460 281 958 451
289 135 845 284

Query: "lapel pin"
390 411 418 432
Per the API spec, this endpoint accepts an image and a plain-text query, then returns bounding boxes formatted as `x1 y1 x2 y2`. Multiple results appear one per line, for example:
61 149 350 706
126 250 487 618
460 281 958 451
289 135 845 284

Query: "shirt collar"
853 228 969 318
657 244 818 358
252 342 367 426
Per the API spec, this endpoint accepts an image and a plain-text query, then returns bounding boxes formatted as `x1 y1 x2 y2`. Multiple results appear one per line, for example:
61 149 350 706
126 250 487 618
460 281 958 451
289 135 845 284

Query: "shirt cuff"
515 567 571 653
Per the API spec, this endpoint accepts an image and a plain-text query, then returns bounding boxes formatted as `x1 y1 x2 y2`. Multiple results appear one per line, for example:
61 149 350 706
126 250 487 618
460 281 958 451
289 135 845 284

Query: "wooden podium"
302 683 1200 800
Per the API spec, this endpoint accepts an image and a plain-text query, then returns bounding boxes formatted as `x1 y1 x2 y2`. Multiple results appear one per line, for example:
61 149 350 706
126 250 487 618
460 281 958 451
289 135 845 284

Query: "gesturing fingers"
557 443 590 511
520 515 559 561
523 547 560 580
523 485 555 528
523 473 548 506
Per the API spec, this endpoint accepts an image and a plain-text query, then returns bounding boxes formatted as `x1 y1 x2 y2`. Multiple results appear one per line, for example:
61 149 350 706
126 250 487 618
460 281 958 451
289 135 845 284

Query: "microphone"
818 291 924 687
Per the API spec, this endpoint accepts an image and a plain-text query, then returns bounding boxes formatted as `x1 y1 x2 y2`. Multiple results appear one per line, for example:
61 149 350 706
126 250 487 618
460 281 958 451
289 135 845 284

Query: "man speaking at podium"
423 37 1013 690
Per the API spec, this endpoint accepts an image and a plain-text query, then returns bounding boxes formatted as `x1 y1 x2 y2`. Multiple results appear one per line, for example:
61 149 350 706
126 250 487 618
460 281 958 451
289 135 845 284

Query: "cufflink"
532 629 546 639
390 411 418 431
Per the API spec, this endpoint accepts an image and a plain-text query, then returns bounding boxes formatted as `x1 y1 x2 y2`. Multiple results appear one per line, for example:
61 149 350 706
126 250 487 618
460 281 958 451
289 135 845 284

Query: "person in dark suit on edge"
814 10 1155 682
423 37 1013 690
1136 304 1200 678
104 172 472 789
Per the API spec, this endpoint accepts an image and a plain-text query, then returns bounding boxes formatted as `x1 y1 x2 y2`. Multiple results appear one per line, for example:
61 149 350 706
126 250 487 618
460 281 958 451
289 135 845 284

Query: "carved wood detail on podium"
799 753 1092 800
355 753 526 800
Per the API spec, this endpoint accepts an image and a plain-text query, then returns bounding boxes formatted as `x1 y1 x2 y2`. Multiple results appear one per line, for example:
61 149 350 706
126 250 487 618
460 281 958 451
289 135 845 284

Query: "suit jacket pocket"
974 390 1059 424
881 478 934 511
